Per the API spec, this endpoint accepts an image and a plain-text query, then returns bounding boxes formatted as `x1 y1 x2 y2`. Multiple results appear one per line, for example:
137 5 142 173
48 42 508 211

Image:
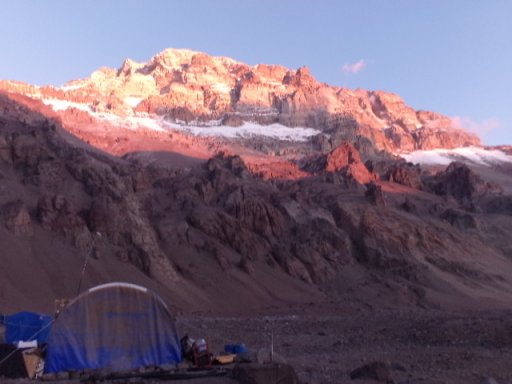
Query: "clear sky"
1 0 510 145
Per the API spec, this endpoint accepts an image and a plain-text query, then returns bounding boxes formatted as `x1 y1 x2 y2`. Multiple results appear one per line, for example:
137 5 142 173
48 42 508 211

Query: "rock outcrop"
2 200 33 237
38 195 92 250
424 162 495 204
303 141 375 184
385 162 423 189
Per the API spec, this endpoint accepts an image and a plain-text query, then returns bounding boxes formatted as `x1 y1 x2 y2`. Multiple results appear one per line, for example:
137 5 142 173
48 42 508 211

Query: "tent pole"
75 232 101 296
75 249 91 297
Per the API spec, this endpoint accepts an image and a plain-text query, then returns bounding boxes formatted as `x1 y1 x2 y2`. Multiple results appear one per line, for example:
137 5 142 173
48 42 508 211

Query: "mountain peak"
117 58 145 76
149 48 241 71
0 47 480 152
152 47 201 67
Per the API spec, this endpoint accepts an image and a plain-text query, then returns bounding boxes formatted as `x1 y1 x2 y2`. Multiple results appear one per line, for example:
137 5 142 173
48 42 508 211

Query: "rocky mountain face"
0 48 478 156
0 84 511 314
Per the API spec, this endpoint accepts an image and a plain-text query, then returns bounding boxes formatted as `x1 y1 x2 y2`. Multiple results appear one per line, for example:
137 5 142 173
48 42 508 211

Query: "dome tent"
45 282 181 374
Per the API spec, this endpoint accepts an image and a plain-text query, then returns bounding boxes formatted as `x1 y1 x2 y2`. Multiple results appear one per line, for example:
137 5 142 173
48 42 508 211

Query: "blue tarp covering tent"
45 282 182 373
1 311 52 345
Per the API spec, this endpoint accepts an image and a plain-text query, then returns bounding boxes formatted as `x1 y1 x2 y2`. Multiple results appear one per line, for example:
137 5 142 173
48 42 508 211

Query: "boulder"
350 361 394 383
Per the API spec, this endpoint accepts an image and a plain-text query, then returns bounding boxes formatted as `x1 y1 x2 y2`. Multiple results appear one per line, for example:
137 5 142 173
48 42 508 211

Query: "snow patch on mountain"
96 111 321 141
162 120 321 141
92 112 166 132
402 146 512 165
210 83 232 93
59 84 86 91
124 97 144 108
41 96 321 141
41 99 91 112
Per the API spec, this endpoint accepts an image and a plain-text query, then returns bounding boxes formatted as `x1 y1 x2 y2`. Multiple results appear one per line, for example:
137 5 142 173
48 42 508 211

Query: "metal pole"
75 232 101 296
75 250 90 297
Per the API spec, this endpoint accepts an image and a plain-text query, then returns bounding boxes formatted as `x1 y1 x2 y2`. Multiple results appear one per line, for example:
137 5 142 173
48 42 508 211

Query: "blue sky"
1 1 510 145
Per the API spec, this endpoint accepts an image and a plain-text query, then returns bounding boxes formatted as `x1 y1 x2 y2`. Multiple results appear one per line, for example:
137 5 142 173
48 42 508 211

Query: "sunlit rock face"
0 48 479 152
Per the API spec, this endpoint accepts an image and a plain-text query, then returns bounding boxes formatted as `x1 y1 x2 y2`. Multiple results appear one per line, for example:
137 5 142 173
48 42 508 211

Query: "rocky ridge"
0 48 479 156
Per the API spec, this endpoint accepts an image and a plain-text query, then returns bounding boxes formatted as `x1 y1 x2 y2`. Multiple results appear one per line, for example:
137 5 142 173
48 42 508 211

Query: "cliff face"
0 48 479 153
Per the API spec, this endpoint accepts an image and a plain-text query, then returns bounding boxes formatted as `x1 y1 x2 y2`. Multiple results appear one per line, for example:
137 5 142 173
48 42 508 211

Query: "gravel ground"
2 307 511 384
176 306 512 384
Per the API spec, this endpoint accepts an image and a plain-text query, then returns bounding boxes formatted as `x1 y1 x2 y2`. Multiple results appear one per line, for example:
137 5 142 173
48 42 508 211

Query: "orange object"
214 354 236 365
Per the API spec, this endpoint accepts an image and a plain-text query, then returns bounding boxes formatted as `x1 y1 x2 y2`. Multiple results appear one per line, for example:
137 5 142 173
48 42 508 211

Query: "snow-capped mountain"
0 48 479 155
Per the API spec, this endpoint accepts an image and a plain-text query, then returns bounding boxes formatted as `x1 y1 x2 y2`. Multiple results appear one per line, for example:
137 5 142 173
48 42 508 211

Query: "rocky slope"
0 88 512 316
